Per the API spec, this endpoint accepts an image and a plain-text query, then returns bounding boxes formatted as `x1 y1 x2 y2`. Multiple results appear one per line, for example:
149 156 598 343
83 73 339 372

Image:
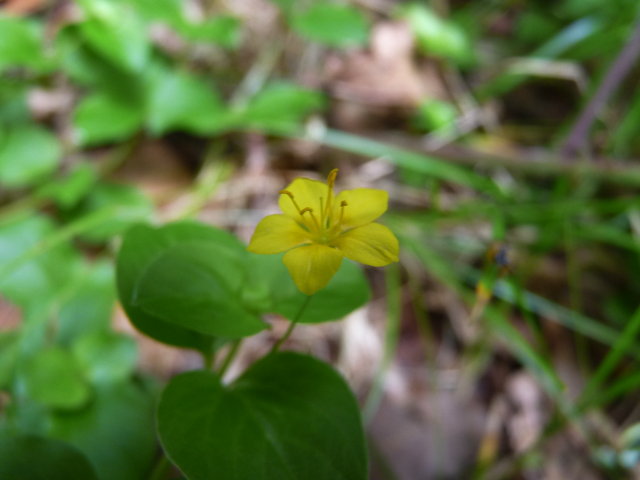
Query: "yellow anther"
279 189 293 198
338 200 348 223
279 189 303 215
300 207 313 215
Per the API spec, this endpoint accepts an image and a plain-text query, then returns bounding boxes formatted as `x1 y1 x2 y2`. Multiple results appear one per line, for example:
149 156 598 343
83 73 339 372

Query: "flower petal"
334 188 388 228
335 223 399 267
247 214 310 254
283 244 343 295
279 177 333 218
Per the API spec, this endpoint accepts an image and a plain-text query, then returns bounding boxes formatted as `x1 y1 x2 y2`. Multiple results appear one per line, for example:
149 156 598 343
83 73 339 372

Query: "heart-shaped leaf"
117 222 264 351
158 352 368 480
244 253 370 323
133 243 266 338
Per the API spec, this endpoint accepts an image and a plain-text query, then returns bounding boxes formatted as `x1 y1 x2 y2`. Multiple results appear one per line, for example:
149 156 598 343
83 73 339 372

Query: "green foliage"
2 0 640 478
398 4 473 66
246 253 371 323
0 125 61 188
291 3 369 48
72 332 137 384
132 241 266 337
0 17 49 72
21 348 91 410
70 182 154 243
75 0 151 72
0 215 81 314
181 15 241 47
413 99 458 133
158 352 368 480
49 382 156 480
56 260 114 344
117 222 223 352
72 93 144 146
145 67 227 135
118 221 370 348
237 83 325 133
0 434 98 480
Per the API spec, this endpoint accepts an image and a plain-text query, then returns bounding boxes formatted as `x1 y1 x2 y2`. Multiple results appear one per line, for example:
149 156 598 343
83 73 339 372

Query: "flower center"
279 169 348 245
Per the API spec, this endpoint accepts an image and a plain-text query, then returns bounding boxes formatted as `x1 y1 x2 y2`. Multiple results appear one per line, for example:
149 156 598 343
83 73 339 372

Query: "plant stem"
217 339 242 378
270 295 313 354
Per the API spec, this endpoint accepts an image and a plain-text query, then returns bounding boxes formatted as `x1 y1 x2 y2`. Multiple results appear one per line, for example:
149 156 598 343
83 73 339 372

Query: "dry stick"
561 16 640 158
378 132 640 186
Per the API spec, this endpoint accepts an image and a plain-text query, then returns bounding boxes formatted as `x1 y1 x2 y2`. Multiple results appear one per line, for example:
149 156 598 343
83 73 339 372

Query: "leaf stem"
218 339 242 377
270 295 313 354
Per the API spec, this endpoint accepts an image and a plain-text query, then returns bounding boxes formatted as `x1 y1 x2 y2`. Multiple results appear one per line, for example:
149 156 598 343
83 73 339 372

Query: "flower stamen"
323 169 339 227
279 190 303 215
300 207 321 231
339 200 348 224
327 169 338 189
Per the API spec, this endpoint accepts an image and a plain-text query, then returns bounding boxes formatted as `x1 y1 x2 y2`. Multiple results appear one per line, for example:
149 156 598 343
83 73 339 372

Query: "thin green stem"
218 339 243 377
270 295 313 354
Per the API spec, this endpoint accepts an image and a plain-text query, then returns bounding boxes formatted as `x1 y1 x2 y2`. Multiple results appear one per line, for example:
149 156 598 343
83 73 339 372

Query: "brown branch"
561 16 640 158
379 132 640 187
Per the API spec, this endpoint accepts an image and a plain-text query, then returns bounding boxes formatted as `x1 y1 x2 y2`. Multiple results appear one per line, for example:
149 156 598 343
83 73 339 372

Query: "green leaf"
56 260 115 344
0 17 48 72
76 1 150 72
413 99 457 132
245 253 370 323
72 93 143 146
0 433 98 480
117 222 239 351
0 331 19 389
129 0 185 27
158 352 368 480
398 4 473 66
49 382 156 480
145 67 229 135
22 347 91 409
2 397 50 437
0 125 61 188
36 164 98 210
181 15 242 48
133 240 266 338
239 83 325 133
72 331 137 384
0 79 30 124
73 182 153 243
57 28 145 100
0 215 82 315
292 4 369 48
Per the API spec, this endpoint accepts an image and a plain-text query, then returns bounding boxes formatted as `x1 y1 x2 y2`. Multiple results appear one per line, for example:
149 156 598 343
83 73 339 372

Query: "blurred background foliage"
2 0 640 478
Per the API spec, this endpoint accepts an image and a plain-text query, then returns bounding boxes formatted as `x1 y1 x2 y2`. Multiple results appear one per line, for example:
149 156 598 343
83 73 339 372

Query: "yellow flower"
248 169 399 295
